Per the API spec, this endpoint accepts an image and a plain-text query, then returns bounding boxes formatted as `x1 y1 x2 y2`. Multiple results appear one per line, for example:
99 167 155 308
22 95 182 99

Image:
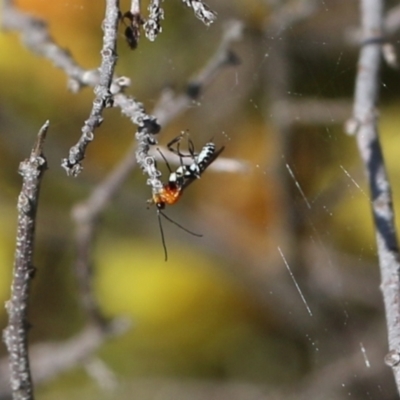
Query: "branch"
1 1 102 93
0 319 130 399
61 0 120 176
132 19 242 198
351 0 400 392
2 121 49 400
71 21 242 323
152 20 243 126
71 142 137 326
181 0 217 26
263 1 319 267
1 0 222 181
143 0 164 42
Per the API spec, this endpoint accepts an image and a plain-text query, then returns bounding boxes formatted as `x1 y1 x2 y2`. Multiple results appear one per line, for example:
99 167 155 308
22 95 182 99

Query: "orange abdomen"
153 184 182 206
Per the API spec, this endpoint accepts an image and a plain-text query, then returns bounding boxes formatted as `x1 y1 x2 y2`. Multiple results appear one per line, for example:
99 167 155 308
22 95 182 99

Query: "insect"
148 134 225 261
120 10 143 49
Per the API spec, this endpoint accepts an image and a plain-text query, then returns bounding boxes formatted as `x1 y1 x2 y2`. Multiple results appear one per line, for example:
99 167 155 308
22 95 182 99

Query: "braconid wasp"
148 133 225 260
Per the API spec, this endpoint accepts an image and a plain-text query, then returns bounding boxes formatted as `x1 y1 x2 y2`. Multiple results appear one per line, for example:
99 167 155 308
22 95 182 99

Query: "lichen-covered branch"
351 0 400 392
0 319 129 399
61 0 120 176
181 0 217 26
143 0 164 41
152 20 243 126
71 21 242 325
2 121 49 400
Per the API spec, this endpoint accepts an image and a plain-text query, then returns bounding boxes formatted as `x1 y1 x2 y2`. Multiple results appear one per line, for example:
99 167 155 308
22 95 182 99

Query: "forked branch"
351 0 400 392
3 121 49 400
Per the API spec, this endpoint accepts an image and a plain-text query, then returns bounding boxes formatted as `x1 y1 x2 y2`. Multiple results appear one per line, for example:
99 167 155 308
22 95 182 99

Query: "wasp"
148 133 225 260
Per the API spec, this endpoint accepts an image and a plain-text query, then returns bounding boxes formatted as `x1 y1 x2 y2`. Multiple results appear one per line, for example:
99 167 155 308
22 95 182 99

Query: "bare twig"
143 0 164 41
134 19 242 198
1 1 95 92
0 1 130 95
263 1 319 268
181 0 217 26
351 0 400 392
84 357 118 391
71 142 137 326
61 0 120 176
0 319 129 399
153 20 243 126
2 121 49 400
386 4 400 35
71 21 242 323
1 0 221 182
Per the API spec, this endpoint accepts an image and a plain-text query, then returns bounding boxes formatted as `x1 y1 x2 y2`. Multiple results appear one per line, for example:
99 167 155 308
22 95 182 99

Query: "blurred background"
1 0 400 399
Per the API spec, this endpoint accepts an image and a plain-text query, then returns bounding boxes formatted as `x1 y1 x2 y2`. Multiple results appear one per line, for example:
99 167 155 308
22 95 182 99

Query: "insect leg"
157 148 173 173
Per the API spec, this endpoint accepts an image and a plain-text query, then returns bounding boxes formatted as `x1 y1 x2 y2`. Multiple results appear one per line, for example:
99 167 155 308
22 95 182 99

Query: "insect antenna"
157 210 203 261
159 210 203 237
156 210 168 261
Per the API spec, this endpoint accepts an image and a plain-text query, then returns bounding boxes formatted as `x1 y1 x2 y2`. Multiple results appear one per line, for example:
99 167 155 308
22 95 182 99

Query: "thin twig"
143 0 164 41
2 121 49 400
351 0 400 392
134 19 243 197
181 0 217 26
263 1 319 269
0 319 129 399
152 20 243 126
61 0 120 176
71 21 243 323
71 142 137 326
1 0 220 180
1 1 105 93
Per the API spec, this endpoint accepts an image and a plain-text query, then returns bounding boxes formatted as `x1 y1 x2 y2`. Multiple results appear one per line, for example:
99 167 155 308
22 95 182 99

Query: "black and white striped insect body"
166 140 222 189
150 134 225 261
180 142 224 190
196 142 217 173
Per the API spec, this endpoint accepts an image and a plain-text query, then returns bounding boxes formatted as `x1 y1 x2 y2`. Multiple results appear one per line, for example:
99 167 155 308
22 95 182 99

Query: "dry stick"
351 0 400 392
72 144 137 326
143 0 164 42
0 319 129 399
1 1 102 93
3 121 49 400
72 20 243 325
0 0 193 179
1 0 134 96
152 20 243 126
264 1 318 269
61 0 120 177
181 0 217 26
2 0 240 387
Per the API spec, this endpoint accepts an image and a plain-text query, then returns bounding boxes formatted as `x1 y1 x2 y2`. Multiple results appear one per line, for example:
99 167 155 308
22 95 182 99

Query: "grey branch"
71 20 242 324
143 0 164 41
61 0 120 177
181 0 217 26
1 1 134 95
1 2 100 93
352 0 400 392
2 121 49 400
0 319 130 399
153 20 243 126
71 142 137 325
